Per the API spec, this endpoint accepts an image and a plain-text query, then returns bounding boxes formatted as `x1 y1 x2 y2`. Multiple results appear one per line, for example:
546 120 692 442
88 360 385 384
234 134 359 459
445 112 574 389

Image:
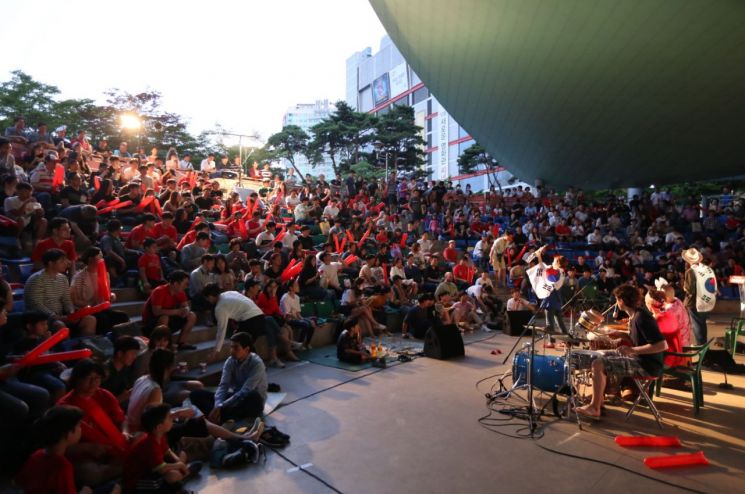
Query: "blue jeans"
687 308 708 345
545 309 568 333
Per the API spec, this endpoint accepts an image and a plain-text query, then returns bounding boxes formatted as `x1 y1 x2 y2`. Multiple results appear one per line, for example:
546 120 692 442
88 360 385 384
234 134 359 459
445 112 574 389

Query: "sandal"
260 429 287 448
575 408 601 421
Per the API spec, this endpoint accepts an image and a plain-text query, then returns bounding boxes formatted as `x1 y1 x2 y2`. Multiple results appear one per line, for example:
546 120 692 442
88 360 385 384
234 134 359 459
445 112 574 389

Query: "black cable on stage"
268 445 345 494
474 371 710 494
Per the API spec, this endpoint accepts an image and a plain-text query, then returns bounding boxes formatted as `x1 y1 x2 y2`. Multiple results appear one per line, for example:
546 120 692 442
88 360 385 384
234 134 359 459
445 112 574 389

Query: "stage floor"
187 317 745 494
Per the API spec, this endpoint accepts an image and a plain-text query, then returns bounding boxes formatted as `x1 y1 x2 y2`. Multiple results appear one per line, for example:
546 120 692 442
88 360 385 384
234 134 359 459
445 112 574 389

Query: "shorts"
491 255 506 269
601 354 649 378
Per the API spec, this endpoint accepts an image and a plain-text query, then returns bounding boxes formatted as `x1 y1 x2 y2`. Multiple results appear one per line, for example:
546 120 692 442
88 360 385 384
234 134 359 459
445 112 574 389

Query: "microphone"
612 303 619 319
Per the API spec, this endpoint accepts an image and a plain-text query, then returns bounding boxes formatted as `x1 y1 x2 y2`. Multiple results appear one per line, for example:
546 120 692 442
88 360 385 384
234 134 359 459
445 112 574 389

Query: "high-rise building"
346 36 521 191
281 100 335 178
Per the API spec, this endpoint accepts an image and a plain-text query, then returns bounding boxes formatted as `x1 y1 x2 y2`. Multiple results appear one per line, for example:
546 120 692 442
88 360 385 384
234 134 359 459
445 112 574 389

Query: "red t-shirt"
138 252 163 281
453 264 474 283
16 450 76 494
256 292 280 316
443 247 459 263
124 433 170 491
143 284 186 324
555 224 571 236
58 388 128 457
151 222 177 241
126 224 156 248
32 237 77 264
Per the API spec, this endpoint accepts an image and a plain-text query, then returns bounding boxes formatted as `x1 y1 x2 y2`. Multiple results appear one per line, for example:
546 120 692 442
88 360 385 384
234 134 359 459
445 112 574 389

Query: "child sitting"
124 403 201 493
16 405 121 494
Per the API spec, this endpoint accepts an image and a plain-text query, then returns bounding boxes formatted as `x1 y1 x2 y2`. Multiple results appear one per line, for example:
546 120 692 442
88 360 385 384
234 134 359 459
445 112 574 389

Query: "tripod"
490 298 551 435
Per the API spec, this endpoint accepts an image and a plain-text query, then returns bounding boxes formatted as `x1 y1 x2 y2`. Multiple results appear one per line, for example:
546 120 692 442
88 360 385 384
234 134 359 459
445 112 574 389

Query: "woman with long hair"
298 255 332 301
91 178 115 204
164 189 182 214
70 246 129 331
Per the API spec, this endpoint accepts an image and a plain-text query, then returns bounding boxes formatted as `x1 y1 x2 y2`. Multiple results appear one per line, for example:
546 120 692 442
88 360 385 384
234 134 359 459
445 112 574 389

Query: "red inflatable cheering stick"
16 327 70 367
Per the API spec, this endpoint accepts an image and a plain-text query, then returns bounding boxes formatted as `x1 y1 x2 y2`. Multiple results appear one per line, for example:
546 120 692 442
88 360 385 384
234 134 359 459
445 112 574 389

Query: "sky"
0 0 387 145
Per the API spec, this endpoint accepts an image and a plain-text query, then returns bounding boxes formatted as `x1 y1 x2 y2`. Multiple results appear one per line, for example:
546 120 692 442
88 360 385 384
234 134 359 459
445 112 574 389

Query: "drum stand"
490 299 551 435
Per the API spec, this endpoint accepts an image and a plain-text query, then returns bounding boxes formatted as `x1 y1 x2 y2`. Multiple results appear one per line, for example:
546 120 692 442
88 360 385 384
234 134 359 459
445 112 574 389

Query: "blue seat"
11 299 24 314
2 256 32 266
19 263 35 282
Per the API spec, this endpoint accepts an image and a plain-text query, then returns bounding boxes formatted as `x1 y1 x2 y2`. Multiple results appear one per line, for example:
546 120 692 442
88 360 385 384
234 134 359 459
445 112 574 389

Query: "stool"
625 376 663 430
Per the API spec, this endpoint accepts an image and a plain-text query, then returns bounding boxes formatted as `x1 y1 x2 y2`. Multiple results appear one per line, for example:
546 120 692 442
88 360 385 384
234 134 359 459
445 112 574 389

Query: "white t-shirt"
279 292 301 317
200 158 216 172
507 297 532 311
3 196 40 226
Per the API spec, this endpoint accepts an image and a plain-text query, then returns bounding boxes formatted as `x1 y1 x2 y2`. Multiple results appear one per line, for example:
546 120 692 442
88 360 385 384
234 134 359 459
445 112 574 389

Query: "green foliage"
266 125 309 181
457 143 496 174
370 105 426 175
349 159 385 180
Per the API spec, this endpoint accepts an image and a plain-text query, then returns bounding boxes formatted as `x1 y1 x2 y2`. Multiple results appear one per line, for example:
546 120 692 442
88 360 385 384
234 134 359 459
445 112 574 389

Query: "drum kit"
495 304 627 429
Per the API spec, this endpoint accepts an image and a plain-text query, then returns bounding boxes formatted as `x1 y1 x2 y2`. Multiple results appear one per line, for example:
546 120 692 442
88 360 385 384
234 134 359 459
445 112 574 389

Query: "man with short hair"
25 249 96 335
255 221 276 254
32 217 77 271
402 293 436 339
180 231 211 271
3 181 47 245
141 270 196 350
201 282 267 357
200 153 216 174
101 336 141 404
209 332 267 424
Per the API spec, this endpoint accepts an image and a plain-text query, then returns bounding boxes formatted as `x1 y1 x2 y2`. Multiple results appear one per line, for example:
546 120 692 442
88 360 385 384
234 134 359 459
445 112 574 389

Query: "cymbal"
603 324 629 331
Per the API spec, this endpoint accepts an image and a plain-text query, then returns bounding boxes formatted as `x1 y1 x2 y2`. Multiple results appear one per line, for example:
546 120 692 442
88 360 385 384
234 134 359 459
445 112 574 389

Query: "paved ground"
185 317 745 494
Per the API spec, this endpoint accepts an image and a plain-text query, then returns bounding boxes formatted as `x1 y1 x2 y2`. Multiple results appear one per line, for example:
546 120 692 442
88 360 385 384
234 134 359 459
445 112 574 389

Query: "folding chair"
725 318 745 356
655 339 713 416
625 375 663 429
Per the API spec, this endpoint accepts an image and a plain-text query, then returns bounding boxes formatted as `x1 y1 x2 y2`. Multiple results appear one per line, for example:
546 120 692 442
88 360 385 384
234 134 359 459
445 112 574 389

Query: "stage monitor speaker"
424 324 465 360
506 310 533 336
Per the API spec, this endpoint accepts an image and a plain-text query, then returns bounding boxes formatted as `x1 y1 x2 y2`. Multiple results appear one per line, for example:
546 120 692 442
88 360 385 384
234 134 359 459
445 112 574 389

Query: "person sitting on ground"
101 336 142 407
141 270 196 350
337 316 373 364
124 403 199 494
576 285 667 420
451 292 484 332
209 332 268 424
16 405 121 494
339 278 388 337
32 217 78 272
434 272 459 300
25 248 97 335
402 293 436 339
126 349 262 447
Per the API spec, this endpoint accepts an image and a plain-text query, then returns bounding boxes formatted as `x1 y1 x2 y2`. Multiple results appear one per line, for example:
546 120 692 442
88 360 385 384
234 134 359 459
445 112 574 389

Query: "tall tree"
265 125 309 182
372 104 426 178
457 142 503 193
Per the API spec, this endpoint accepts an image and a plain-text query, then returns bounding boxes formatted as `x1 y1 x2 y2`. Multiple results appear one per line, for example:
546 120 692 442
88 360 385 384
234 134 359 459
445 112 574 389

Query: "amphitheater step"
112 287 141 303
174 340 230 368
111 300 144 318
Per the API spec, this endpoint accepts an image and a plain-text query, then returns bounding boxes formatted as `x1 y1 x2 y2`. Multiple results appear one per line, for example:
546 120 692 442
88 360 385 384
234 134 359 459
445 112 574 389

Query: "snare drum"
512 351 566 392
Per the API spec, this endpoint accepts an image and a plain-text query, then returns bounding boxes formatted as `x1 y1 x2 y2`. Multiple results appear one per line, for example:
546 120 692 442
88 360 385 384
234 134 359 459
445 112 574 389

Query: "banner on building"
389 63 408 98
437 112 449 180
372 73 390 106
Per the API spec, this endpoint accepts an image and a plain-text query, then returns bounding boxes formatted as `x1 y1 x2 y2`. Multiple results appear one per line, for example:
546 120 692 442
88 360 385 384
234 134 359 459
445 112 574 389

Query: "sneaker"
290 341 304 351
221 449 248 469
269 359 286 368
302 343 313 350
241 440 262 463
481 324 493 332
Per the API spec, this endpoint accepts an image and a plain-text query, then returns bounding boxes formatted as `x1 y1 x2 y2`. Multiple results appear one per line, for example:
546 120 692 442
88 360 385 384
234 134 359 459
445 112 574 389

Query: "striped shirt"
29 163 54 191
24 270 74 317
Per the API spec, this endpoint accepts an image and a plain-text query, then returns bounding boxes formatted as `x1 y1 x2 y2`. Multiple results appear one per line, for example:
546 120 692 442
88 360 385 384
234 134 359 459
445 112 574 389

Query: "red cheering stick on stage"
343 255 359 266
67 302 111 323
24 349 93 367
644 451 709 469
400 233 408 247
615 436 682 448
16 327 70 367
97 259 110 303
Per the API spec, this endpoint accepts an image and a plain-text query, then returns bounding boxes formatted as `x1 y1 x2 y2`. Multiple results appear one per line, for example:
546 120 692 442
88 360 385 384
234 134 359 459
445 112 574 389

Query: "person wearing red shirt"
443 240 459 264
142 270 196 349
125 213 157 250
58 360 131 487
16 405 121 494
124 403 197 493
452 256 475 289
31 217 77 270
151 211 178 250
137 239 165 296
555 220 571 239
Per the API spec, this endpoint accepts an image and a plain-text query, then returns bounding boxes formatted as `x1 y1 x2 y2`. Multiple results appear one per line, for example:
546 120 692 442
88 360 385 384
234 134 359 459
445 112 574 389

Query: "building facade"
346 35 521 191
281 100 336 178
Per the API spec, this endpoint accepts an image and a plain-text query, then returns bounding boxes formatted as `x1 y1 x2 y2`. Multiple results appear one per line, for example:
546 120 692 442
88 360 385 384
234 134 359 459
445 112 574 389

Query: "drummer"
576 285 667 420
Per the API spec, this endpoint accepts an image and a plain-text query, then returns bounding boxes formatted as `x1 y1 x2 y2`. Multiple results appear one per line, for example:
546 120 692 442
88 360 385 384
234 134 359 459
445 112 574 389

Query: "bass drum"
512 351 566 393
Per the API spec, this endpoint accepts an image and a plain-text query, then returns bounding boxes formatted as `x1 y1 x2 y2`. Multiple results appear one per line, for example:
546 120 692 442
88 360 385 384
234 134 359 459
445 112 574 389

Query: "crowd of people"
0 118 744 492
